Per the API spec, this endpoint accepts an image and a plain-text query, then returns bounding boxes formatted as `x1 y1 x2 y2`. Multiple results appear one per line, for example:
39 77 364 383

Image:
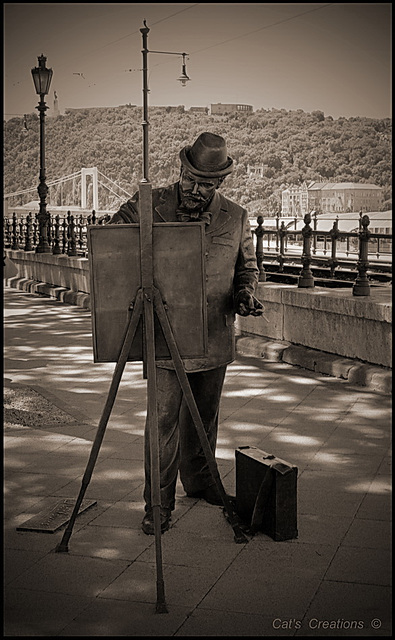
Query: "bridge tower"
81 167 98 210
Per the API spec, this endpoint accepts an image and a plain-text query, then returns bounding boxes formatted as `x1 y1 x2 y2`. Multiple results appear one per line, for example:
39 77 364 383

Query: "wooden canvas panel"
88 223 208 362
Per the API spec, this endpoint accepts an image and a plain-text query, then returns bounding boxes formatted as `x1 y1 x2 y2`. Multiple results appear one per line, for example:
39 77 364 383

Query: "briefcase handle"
262 452 293 476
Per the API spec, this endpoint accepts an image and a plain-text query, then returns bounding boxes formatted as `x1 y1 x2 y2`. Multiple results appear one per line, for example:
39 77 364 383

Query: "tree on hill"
3 106 392 213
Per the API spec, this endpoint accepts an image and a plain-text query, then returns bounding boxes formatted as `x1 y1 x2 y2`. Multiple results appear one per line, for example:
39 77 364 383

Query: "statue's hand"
235 291 264 317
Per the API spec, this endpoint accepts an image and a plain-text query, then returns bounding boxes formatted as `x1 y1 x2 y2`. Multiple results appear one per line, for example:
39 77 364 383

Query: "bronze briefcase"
235 446 298 541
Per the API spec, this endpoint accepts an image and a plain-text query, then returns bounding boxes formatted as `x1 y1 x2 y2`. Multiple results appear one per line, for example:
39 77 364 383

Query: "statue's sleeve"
233 212 259 296
107 191 139 224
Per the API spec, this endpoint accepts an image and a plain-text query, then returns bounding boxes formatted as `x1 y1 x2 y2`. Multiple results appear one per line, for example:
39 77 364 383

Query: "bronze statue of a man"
109 132 262 534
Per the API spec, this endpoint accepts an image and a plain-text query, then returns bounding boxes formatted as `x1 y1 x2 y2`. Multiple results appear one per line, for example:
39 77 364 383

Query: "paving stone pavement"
3 286 392 637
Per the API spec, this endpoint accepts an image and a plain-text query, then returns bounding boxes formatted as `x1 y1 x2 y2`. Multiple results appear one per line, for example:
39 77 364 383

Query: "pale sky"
3 3 392 121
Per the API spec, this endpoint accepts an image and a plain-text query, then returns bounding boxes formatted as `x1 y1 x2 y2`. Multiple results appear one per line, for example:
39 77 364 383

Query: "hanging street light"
177 53 190 87
31 54 53 253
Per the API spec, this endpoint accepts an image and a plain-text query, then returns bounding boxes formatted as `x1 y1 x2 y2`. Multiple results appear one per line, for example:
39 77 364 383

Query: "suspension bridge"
4 167 134 215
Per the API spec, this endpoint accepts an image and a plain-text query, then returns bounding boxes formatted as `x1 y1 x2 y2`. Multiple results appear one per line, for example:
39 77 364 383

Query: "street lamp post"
138 21 190 615
31 54 53 253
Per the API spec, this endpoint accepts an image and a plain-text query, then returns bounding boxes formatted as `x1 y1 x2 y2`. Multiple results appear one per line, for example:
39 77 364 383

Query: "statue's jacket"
109 182 259 372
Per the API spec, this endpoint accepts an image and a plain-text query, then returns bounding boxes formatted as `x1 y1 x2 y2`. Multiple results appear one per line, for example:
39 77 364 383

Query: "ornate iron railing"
3 210 111 258
252 213 392 296
3 210 392 297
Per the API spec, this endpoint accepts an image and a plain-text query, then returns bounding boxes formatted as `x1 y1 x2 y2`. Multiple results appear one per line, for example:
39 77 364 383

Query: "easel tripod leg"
55 292 144 553
143 289 168 613
153 289 248 544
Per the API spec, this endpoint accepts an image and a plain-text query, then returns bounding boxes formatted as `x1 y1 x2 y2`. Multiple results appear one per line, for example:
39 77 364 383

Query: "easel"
55 22 247 614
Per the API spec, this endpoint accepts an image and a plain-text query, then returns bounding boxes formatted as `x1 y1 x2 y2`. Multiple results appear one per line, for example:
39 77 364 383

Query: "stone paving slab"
298 582 392 637
4 589 96 637
3 286 392 636
56 599 192 637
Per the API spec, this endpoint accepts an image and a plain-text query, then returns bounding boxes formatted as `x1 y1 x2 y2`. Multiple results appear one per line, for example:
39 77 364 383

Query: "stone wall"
237 283 392 368
4 249 392 369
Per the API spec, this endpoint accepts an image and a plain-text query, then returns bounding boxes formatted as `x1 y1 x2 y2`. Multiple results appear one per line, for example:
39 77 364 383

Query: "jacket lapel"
205 192 231 235
154 183 179 222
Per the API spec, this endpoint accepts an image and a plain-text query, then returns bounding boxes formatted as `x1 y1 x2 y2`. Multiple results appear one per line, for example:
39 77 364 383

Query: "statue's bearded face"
179 169 219 211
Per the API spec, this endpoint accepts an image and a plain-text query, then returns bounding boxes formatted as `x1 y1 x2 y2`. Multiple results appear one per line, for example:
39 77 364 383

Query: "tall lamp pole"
139 20 190 614
31 54 53 253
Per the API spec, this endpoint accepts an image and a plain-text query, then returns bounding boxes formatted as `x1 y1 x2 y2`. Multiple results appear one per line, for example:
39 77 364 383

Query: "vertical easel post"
141 21 150 184
139 21 168 614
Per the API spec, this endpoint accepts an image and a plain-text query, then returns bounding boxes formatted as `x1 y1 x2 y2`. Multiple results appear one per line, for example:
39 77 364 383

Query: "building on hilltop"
153 105 185 113
281 181 384 216
210 103 253 115
247 164 265 177
189 106 209 114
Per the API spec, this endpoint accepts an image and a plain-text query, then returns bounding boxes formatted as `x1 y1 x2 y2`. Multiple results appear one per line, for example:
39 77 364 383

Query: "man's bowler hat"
180 132 233 177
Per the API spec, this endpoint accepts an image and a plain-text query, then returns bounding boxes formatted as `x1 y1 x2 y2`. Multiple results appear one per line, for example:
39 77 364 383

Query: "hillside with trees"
4 106 392 215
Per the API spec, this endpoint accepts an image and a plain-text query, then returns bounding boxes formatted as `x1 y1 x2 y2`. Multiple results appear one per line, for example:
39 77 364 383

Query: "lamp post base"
353 278 371 296
35 243 51 254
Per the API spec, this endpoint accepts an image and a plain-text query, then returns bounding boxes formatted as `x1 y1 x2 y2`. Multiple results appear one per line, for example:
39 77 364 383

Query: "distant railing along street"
3 209 392 297
252 212 391 296
3 210 111 258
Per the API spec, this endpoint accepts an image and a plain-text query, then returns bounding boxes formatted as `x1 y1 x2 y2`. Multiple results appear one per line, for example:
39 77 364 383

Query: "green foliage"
4 106 392 212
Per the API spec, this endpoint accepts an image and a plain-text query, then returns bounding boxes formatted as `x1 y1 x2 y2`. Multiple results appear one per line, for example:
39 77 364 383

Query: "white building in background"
210 103 253 115
247 164 265 177
281 182 384 216
48 90 60 117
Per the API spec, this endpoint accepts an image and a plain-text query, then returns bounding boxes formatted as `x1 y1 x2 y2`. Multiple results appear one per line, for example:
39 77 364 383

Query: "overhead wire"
53 3 202 72
62 2 335 73
5 3 335 93
188 3 335 57
149 2 335 70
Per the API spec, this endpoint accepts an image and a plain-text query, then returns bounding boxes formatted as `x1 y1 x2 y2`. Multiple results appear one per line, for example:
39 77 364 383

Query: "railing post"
67 212 77 256
24 213 33 251
353 214 371 297
312 210 317 255
278 221 286 273
61 215 68 254
52 214 61 255
32 214 39 247
78 214 85 254
4 216 12 248
298 213 314 288
254 215 266 282
47 212 53 250
275 211 280 251
19 215 25 250
11 212 19 250
328 217 339 278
